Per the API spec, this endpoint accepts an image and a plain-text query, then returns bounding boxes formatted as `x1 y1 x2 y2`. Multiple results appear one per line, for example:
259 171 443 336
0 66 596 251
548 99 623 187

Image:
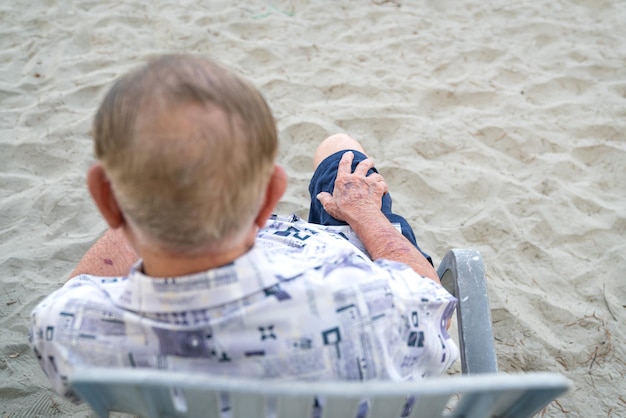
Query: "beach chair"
69 249 571 418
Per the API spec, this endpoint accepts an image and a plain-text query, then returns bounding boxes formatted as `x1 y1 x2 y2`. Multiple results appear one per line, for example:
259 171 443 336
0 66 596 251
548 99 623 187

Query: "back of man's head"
93 54 278 254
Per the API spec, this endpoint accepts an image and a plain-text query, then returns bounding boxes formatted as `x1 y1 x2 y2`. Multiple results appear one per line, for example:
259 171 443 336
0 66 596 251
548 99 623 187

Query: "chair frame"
437 249 498 374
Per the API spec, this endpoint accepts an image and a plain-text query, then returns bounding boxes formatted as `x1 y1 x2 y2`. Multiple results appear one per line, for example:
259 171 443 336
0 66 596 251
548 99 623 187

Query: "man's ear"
254 165 288 229
87 164 125 229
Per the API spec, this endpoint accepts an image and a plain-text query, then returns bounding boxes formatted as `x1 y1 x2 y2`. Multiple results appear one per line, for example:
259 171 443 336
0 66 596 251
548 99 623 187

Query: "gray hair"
93 54 278 254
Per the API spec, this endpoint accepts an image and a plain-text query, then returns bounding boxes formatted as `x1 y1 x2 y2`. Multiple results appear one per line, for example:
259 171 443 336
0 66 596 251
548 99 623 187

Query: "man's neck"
138 229 257 278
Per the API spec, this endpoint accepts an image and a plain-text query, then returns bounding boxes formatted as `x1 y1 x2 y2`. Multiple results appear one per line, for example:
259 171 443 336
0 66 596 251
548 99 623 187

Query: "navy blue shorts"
308 150 433 266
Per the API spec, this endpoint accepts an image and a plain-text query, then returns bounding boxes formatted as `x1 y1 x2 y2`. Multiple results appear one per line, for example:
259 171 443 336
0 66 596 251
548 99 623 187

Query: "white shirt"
30 215 458 400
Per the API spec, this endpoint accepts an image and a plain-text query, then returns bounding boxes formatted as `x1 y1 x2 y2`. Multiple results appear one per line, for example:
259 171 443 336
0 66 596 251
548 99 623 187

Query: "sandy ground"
1 0 625 416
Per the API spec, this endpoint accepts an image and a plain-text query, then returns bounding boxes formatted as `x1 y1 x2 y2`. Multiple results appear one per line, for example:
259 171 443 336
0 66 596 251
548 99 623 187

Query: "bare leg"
313 133 368 170
68 228 139 280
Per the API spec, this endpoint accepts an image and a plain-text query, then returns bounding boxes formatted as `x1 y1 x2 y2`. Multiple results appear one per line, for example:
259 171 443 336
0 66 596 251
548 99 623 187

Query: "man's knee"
313 133 367 170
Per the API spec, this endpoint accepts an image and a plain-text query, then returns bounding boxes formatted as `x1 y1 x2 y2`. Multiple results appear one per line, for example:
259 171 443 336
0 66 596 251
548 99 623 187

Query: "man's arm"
316 151 439 283
68 228 139 279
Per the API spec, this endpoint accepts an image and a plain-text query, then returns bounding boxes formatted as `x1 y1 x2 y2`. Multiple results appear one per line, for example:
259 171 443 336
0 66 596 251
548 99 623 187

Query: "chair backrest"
70 367 571 418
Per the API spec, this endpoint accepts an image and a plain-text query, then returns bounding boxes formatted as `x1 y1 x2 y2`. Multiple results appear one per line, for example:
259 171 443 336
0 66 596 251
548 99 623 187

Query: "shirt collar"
111 245 279 313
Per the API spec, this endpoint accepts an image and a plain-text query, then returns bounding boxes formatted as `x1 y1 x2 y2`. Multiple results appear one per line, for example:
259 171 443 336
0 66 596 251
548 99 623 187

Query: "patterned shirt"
30 215 458 400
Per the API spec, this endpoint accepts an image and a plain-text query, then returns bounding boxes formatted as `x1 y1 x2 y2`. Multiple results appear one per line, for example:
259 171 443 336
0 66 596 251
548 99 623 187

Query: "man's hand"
316 151 389 224
316 150 439 283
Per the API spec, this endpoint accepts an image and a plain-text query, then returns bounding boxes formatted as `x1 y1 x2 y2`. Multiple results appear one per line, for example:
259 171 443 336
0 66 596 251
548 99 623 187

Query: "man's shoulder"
262 214 320 234
32 274 127 316
257 215 433 284
260 214 368 253
63 274 128 292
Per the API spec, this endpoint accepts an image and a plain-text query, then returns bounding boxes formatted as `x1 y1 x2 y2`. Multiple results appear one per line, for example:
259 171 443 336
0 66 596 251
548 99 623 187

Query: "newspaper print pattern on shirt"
30 215 459 400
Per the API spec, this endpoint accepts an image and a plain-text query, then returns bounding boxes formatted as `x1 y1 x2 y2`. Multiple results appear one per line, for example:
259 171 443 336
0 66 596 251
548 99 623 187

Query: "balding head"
93 55 278 254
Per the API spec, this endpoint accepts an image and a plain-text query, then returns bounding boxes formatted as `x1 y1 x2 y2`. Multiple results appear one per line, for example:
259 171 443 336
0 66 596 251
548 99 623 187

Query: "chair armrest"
437 249 498 374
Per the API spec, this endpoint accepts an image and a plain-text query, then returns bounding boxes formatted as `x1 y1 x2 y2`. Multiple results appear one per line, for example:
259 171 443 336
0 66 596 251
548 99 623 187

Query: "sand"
1 0 625 416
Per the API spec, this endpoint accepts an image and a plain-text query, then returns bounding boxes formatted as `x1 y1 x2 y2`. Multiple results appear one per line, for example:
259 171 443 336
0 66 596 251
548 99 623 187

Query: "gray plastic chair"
70 249 571 418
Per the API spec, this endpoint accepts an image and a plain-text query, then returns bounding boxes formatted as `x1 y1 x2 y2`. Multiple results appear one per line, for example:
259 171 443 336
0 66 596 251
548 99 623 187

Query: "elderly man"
30 54 458 401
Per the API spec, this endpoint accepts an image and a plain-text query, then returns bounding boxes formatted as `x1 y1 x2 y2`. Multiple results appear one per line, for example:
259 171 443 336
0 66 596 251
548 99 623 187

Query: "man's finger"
337 151 354 175
353 158 375 177
367 173 384 183
317 192 340 219
316 192 332 206
380 181 389 195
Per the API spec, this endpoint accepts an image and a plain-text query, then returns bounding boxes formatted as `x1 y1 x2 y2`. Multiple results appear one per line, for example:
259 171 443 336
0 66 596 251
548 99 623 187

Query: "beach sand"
1 0 625 416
